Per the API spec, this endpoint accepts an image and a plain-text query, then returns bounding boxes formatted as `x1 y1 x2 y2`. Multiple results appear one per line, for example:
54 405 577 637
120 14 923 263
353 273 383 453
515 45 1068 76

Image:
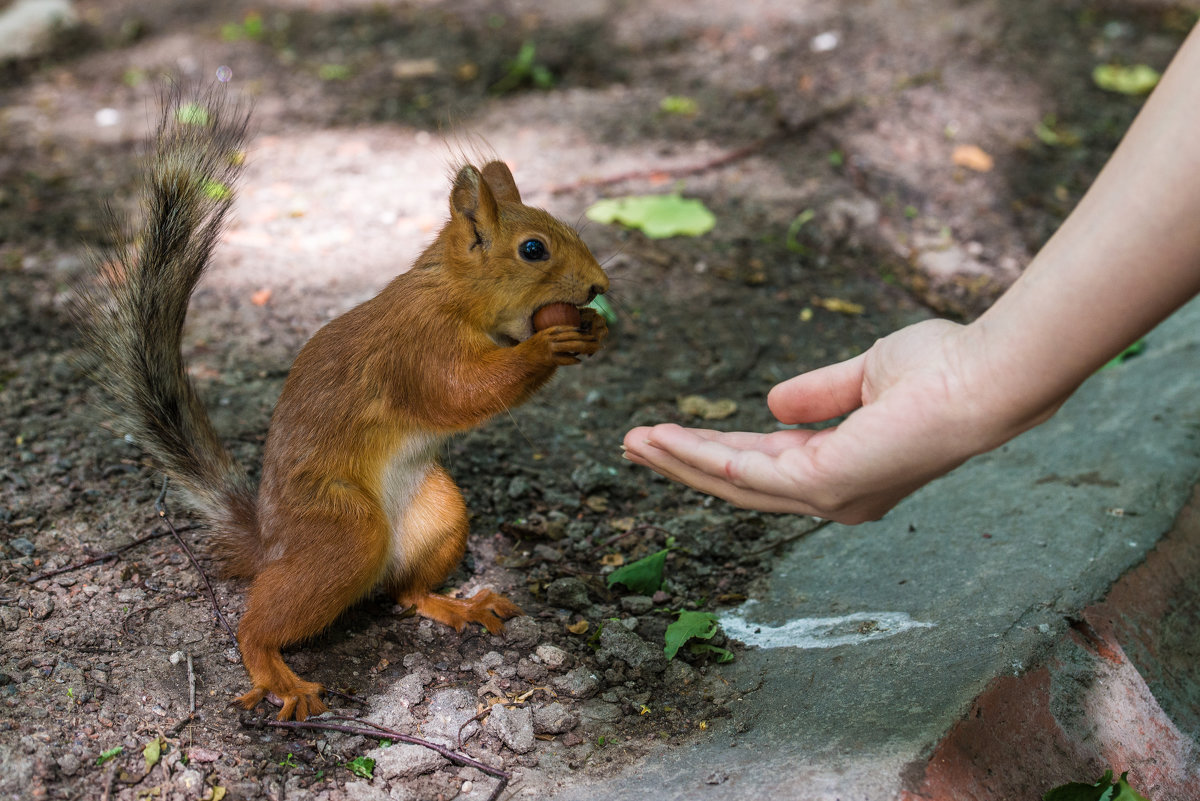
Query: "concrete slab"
543 296 1200 800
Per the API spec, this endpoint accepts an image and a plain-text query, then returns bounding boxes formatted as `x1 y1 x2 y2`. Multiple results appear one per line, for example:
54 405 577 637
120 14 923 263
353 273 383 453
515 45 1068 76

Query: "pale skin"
623 24 1200 524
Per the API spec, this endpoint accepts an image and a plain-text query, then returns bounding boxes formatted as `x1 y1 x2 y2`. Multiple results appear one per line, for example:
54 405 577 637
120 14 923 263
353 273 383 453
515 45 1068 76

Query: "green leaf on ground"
1044 771 1152 801
142 737 162 771
318 64 351 81
1092 64 1160 95
586 194 716 239
202 180 232 202
176 103 210 126
96 746 123 766
606 548 669 594
664 610 720 659
688 642 735 662
660 95 699 115
1102 339 1145 369
346 756 375 779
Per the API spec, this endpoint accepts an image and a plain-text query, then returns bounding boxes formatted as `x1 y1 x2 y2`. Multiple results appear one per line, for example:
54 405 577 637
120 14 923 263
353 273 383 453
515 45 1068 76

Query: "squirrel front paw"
530 309 607 366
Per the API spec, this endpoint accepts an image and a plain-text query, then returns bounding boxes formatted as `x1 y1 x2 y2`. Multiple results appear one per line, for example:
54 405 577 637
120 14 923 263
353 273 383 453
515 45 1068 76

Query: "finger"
644 424 815 498
767 352 868 424
632 439 821 515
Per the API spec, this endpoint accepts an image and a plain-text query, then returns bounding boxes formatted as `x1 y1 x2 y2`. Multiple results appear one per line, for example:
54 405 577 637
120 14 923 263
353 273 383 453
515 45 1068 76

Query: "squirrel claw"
236 682 327 721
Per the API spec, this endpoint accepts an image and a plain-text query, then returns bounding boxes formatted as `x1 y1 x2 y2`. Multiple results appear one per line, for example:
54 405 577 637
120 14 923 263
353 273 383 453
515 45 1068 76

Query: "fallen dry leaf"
677 395 738 420
600 553 625 567
952 144 994 172
813 297 864 315
567 620 589 635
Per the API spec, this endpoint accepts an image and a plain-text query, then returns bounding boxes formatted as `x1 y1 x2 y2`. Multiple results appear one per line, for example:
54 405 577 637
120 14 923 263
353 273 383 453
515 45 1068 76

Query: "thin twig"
155 478 238 650
25 526 189 584
186 652 196 714
100 763 117 801
745 518 833 555
546 98 856 195
258 717 511 793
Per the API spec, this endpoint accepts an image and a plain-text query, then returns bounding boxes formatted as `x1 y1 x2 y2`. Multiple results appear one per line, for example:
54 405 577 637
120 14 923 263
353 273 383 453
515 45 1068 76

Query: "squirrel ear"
450 165 500 236
481 161 521 204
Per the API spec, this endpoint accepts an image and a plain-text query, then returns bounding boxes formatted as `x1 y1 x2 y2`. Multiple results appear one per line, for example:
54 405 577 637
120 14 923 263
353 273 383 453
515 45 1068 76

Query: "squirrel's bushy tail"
76 85 261 577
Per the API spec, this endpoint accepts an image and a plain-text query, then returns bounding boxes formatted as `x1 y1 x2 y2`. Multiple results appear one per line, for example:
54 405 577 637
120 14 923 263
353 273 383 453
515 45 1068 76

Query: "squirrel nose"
587 285 604 303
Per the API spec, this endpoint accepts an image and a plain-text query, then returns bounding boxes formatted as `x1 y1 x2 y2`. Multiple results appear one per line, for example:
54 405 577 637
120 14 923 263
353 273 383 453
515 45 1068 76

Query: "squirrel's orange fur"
76 87 609 721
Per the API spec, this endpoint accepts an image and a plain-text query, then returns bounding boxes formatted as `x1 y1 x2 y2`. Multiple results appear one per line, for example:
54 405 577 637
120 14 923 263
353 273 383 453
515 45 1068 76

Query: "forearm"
967 23 1200 434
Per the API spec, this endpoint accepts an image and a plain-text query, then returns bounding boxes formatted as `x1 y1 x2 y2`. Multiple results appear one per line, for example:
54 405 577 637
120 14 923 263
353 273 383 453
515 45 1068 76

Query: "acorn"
532 302 582 331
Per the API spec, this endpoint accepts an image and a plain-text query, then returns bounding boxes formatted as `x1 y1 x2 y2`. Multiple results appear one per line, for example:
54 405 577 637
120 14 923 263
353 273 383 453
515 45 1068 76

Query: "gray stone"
422 688 479 747
9 537 34 556
368 742 447 779
532 702 578 735
503 615 541 649
576 699 623 724
620 595 654 615
552 667 600 699
339 780 390 801
0 607 20 632
369 672 425 731
484 704 535 754
597 625 666 675
545 578 590 611
535 644 570 671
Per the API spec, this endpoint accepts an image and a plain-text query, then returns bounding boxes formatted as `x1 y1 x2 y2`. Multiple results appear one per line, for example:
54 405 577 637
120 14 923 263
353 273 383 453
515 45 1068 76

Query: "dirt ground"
1 1 1191 799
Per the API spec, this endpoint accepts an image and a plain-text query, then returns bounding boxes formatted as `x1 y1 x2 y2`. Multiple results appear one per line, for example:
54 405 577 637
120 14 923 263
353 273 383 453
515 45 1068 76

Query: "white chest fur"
379 431 446 571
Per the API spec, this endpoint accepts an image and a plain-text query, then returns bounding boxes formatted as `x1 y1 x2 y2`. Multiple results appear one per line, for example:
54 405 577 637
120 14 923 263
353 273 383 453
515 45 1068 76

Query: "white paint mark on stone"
719 602 934 650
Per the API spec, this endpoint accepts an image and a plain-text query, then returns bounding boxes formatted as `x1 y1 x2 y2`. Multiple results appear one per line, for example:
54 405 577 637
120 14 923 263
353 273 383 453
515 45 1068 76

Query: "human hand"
622 319 1054 523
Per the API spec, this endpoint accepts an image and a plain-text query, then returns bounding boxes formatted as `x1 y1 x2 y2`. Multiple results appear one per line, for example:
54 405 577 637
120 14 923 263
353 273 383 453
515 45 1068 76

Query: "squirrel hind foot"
236 681 327 721
407 588 524 635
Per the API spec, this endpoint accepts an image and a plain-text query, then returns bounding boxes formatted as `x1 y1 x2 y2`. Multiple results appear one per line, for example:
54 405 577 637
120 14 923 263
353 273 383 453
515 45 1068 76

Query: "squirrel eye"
518 238 548 261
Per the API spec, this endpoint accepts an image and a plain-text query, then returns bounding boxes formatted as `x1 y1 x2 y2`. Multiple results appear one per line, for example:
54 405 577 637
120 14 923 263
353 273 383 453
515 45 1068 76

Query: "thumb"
768 352 867 424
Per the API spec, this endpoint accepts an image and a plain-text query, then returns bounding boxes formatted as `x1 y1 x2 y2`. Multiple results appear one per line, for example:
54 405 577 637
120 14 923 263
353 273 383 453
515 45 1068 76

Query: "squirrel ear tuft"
481 161 521 204
450 165 500 235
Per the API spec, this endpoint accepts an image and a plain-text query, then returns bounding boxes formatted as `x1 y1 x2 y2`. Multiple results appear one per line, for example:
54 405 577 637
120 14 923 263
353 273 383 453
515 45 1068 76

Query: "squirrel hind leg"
392 465 524 634
236 515 389 720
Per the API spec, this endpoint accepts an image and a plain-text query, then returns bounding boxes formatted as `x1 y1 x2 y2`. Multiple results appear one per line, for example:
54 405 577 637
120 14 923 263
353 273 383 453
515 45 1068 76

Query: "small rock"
9 538 34 556
532 702 578 735
516 658 547 682
570 463 618 495
506 475 532 499
369 742 447 779
423 688 480 747
620 595 654 615
55 752 80 777
597 625 666 675
485 704 535 754
705 771 729 785
31 598 53 620
0 607 20 632
176 769 204 794
340 781 390 801
534 645 569 671
576 699 622 723
532 544 562 562
552 667 600 699
503 616 540 650
545 578 589 611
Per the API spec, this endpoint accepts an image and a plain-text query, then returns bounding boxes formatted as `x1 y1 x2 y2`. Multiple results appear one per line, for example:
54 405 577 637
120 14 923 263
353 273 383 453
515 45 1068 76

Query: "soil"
0 1 1191 800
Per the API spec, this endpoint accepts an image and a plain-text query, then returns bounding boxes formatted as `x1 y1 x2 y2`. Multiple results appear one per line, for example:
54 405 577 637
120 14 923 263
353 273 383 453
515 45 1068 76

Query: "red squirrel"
76 87 609 721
